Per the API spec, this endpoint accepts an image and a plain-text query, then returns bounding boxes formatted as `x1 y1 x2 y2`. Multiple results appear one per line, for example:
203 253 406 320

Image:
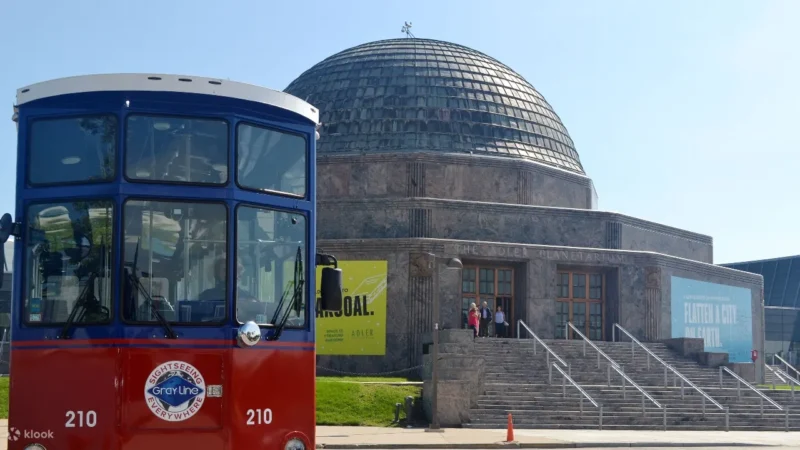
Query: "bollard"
394 403 402 423
405 396 414 424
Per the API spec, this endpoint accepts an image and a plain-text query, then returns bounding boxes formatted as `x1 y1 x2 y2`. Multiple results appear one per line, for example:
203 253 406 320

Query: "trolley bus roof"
14 73 319 124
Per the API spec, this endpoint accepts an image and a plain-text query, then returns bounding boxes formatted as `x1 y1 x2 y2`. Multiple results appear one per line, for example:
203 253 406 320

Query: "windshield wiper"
266 246 304 341
128 237 177 339
58 271 99 339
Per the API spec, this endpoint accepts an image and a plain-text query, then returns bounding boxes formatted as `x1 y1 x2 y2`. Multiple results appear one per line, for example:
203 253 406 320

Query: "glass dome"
285 38 583 174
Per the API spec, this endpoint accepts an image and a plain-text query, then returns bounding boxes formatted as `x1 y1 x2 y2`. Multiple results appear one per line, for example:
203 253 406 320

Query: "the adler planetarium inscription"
455 243 629 264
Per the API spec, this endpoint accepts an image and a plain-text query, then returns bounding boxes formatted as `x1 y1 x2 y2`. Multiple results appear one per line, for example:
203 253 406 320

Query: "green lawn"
759 384 798 390
0 376 421 426
0 378 7 419
317 377 423 426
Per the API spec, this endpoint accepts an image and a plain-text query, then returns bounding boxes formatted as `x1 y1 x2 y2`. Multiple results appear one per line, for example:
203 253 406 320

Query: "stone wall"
318 152 595 209
319 198 714 263
315 238 763 376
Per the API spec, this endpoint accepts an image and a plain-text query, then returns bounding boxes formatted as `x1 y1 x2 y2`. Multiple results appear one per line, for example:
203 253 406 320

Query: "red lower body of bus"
8 339 315 450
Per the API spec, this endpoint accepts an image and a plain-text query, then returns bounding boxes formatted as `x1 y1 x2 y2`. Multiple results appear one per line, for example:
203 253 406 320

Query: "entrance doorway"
555 271 604 340
461 266 514 337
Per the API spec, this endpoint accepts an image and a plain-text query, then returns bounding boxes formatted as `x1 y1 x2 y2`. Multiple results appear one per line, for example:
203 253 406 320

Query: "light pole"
425 252 463 432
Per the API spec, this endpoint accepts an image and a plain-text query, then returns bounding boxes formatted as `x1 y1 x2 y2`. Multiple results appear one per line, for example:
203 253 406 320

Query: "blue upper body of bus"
9 73 322 345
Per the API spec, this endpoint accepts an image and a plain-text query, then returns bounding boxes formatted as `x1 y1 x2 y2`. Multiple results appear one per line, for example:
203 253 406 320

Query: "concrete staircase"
462 337 800 430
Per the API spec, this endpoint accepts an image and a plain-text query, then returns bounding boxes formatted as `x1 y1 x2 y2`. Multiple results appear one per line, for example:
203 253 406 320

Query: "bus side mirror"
319 266 342 312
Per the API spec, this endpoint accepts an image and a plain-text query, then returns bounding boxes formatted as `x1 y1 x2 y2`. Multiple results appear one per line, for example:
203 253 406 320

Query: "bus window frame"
234 120 309 200
26 113 119 188
123 113 231 187
233 202 310 330
119 197 230 327
21 198 116 327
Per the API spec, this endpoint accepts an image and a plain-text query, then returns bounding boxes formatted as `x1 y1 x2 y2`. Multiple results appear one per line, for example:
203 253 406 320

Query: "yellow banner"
315 260 387 355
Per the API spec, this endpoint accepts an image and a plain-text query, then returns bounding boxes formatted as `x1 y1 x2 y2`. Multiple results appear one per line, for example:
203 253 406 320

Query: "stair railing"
719 366 784 420
613 323 726 419
773 354 800 384
566 322 668 429
765 364 797 399
517 320 568 368
551 362 604 430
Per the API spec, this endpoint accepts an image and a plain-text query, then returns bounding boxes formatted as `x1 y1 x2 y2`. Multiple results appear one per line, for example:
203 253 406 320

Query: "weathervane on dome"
401 22 415 38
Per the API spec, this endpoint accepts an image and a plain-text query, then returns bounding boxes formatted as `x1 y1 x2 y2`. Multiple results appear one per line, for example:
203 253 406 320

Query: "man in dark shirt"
479 301 492 338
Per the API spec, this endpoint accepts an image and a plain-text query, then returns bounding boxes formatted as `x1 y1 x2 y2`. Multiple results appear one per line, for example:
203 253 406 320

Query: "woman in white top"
494 305 506 337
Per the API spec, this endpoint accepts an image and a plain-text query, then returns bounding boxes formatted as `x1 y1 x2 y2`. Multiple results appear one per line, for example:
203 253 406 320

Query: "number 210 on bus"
1 74 344 450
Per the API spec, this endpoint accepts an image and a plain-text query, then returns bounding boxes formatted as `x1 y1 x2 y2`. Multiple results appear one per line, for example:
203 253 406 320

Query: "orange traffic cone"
506 412 514 442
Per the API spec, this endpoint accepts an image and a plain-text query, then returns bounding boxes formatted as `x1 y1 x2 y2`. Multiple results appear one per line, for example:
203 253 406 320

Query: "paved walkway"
1 421 798 448
316 426 800 448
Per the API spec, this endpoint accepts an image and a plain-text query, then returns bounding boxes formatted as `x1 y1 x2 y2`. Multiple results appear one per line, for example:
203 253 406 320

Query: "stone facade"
315 237 766 383
295 38 765 385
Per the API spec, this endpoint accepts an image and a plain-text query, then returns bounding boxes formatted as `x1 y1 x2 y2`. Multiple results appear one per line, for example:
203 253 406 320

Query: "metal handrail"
517 320 568 367
720 366 783 414
566 322 663 410
772 365 800 389
613 323 724 412
551 362 600 408
774 354 800 383
765 364 798 400
765 364 789 385
550 362 604 429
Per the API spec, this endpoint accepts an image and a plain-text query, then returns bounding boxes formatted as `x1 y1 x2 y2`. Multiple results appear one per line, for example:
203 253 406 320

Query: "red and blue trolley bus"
1 73 343 450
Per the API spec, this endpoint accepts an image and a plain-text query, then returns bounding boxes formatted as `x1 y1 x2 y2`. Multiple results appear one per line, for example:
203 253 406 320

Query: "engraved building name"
455 244 628 264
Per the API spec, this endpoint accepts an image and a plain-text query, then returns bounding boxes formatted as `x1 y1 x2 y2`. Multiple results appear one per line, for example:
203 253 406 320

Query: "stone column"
644 266 662 341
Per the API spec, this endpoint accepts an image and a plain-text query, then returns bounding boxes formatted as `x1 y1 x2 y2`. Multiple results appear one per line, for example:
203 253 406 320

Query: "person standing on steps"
494 305 506 337
468 303 480 339
479 301 492 337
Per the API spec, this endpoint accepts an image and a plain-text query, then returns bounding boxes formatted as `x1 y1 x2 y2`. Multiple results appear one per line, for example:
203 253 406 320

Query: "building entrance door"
555 271 604 340
461 266 514 337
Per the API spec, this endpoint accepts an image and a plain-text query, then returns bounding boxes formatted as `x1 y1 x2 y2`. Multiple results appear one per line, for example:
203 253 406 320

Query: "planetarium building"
284 38 765 378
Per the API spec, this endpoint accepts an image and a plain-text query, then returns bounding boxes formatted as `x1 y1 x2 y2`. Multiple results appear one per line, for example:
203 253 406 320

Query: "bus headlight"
285 437 305 450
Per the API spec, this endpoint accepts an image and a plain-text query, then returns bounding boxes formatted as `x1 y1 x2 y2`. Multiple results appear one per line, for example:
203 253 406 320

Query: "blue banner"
670 276 753 363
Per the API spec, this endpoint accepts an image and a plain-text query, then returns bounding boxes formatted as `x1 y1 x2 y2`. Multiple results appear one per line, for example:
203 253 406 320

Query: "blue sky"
0 0 797 264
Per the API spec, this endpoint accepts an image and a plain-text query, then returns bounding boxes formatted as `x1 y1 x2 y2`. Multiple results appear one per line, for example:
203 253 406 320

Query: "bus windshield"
236 205 306 328
120 200 307 327
24 200 113 325
123 199 227 324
